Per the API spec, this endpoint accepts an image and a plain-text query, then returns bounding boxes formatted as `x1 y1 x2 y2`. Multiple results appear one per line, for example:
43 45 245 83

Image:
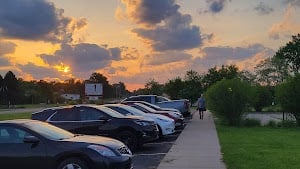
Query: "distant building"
61 94 80 100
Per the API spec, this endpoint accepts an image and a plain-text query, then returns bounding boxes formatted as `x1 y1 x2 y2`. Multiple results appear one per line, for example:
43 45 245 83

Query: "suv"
32 105 159 151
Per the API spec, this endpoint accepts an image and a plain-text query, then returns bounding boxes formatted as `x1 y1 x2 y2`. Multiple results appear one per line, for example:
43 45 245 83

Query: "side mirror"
23 136 40 144
99 116 110 121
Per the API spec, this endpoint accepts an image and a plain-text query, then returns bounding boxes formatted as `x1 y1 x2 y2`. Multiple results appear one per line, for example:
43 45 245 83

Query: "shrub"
276 74 300 126
251 85 273 112
206 78 253 126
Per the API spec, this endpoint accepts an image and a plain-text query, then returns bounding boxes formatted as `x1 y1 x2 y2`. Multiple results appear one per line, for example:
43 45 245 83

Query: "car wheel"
57 158 89 169
117 131 138 151
157 126 163 138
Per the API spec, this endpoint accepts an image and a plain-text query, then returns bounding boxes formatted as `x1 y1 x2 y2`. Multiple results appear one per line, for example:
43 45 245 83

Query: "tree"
275 34 300 73
0 74 3 104
144 78 164 95
180 70 203 104
202 65 239 90
164 77 184 99
255 57 289 86
251 85 273 112
276 74 300 126
3 71 19 106
206 78 253 126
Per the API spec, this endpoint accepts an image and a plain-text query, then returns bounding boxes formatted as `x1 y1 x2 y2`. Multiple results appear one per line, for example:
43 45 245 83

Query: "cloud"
40 43 123 79
199 0 230 14
254 2 274 15
118 0 179 25
118 0 202 51
0 41 16 55
0 0 87 43
283 0 300 7
268 5 300 40
18 62 62 80
193 44 275 72
0 57 10 67
143 51 192 65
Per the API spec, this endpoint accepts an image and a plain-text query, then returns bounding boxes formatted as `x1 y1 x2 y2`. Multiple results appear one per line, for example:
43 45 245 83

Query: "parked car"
122 101 182 117
32 105 159 151
122 95 191 117
102 104 175 137
122 102 184 129
122 100 184 119
0 119 132 169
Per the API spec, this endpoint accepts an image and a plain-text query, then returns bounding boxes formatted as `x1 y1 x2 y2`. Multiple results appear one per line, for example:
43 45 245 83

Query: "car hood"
146 113 173 121
64 135 125 149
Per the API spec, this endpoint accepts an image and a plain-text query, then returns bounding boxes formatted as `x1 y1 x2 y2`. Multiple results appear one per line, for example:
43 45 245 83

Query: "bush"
276 74 300 126
206 78 253 126
251 85 273 112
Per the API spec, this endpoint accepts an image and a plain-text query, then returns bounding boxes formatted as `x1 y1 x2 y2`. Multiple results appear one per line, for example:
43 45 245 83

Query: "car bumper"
139 124 159 143
160 121 175 136
175 118 184 129
91 155 133 169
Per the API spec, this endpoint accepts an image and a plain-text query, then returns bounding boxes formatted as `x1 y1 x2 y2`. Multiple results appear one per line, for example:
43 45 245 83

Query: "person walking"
197 94 206 120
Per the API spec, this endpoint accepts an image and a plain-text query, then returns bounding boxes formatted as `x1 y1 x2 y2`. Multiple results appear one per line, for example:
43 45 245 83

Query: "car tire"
57 158 89 169
158 126 164 139
117 131 138 151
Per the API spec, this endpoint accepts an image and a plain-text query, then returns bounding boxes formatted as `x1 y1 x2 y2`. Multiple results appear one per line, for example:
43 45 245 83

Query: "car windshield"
116 105 147 116
135 103 156 112
94 105 125 118
24 121 75 140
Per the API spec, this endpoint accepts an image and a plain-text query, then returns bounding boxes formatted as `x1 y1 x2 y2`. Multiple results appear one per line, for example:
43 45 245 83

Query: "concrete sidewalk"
157 111 226 169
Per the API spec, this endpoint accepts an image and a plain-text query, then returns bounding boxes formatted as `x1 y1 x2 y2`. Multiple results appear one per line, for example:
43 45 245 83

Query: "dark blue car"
0 119 132 169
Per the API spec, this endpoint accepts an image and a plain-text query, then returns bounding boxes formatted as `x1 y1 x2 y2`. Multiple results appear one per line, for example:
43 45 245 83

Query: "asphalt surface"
132 130 184 169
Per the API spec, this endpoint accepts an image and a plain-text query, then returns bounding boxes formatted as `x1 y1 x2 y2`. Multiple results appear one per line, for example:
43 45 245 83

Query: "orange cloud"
268 5 300 40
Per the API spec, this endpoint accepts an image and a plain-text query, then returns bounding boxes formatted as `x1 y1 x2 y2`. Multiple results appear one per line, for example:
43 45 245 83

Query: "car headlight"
88 145 117 157
134 120 151 126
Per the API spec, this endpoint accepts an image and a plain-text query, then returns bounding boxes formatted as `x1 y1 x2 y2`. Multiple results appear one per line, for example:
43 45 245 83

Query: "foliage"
276 74 300 126
202 65 239 90
275 34 300 73
144 78 164 95
164 77 184 99
206 78 253 126
255 57 289 86
180 70 203 103
217 126 300 169
251 85 273 112
2 71 20 106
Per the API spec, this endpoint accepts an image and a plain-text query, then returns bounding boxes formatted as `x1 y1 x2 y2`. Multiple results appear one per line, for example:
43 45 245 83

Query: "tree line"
1 34 299 123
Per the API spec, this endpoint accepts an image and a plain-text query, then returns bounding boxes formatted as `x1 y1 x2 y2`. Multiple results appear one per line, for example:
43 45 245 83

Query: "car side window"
50 108 79 121
78 107 106 121
110 107 132 115
0 126 31 144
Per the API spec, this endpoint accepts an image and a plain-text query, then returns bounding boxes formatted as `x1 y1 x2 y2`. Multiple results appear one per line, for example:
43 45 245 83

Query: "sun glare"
55 63 71 73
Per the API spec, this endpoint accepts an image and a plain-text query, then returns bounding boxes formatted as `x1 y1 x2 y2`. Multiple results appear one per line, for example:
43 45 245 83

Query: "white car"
102 104 175 137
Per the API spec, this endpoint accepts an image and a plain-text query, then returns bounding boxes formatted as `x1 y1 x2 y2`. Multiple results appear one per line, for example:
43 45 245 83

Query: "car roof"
0 119 37 124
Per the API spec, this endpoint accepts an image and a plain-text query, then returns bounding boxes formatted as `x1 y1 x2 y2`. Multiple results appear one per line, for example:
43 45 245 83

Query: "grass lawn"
0 112 32 121
217 126 300 169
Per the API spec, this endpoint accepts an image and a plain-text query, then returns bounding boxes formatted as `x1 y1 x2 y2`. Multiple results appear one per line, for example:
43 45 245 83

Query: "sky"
0 0 299 91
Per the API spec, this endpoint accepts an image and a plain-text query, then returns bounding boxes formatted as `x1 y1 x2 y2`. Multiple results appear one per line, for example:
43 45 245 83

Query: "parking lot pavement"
132 126 186 168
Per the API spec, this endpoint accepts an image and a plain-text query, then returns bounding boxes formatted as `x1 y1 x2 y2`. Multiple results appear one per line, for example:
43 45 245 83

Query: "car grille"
118 146 132 156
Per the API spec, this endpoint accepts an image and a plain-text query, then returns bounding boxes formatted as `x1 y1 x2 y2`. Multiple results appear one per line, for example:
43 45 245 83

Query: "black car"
32 105 159 150
0 119 132 169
